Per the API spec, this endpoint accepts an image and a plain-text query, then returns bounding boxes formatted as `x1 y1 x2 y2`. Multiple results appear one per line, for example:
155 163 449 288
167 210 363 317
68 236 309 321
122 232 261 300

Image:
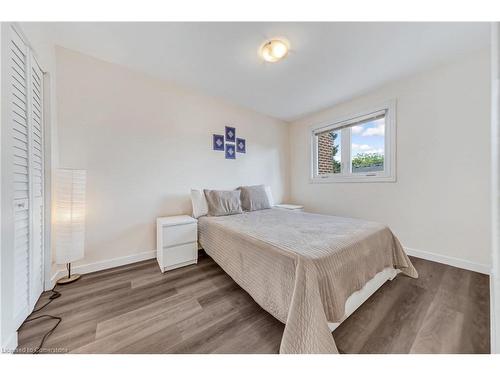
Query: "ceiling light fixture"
260 39 289 63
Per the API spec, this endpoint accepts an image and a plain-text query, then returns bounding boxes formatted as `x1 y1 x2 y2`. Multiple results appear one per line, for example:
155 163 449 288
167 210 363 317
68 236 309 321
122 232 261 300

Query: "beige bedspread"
198 208 417 354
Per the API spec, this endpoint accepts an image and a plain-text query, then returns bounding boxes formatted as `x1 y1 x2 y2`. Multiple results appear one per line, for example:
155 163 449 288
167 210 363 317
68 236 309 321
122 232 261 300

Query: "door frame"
42 70 52 291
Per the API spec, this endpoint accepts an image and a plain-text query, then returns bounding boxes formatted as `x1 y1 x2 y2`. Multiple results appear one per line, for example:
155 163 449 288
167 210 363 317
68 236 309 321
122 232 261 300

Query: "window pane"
350 116 385 173
317 130 341 174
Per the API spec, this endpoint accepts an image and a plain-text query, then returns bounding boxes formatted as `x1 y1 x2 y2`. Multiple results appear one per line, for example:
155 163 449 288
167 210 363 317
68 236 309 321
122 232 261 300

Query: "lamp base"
56 273 81 285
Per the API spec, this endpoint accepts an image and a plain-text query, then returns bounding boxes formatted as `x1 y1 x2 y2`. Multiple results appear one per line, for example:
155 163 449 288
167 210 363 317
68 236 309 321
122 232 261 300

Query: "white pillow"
190 189 208 218
264 185 275 207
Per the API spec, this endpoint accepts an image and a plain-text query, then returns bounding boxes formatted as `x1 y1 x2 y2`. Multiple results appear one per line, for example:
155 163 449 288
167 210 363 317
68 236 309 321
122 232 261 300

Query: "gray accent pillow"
204 189 243 216
238 185 271 211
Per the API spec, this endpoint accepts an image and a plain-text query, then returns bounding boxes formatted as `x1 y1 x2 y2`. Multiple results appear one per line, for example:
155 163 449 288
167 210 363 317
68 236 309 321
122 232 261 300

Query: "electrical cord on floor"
20 285 63 354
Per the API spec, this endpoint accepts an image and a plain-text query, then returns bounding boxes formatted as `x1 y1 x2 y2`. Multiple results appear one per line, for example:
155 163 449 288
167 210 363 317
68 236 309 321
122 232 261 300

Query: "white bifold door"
9 26 45 329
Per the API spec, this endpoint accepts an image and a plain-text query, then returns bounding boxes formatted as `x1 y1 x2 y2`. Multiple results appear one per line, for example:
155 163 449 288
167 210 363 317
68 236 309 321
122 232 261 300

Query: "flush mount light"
260 39 289 63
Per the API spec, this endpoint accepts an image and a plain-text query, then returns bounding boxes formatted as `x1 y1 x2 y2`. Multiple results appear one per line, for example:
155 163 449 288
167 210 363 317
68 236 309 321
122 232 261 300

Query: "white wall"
490 22 500 354
0 21 5 350
55 47 289 268
289 50 491 270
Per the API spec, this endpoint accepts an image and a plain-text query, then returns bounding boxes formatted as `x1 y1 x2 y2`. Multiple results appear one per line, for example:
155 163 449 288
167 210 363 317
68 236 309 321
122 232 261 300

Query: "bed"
198 208 418 354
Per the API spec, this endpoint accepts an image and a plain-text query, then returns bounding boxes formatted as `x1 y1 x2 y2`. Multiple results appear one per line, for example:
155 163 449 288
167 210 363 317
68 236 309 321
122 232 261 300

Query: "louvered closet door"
9 26 45 328
10 27 31 328
29 55 44 308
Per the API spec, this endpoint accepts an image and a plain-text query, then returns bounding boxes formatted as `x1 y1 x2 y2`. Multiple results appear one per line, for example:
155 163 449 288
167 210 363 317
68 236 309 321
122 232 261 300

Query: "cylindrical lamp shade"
55 169 86 265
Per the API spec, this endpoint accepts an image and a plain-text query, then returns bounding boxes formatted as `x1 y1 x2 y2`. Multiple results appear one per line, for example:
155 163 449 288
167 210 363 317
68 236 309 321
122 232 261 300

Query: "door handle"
14 199 29 211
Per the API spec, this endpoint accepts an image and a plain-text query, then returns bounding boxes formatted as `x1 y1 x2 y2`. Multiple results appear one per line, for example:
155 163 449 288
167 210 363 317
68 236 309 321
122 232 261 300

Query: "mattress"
198 208 417 354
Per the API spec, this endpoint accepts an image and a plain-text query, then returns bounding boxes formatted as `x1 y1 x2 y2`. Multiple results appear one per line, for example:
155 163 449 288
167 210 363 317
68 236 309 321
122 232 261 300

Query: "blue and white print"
236 138 246 153
213 134 224 151
225 126 236 142
225 143 236 159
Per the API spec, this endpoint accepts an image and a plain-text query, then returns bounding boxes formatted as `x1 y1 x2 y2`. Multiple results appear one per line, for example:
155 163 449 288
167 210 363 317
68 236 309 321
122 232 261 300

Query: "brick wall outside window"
317 132 333 174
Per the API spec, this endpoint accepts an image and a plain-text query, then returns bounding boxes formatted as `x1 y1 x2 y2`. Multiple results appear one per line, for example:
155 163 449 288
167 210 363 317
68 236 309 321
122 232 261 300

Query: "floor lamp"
55 169 86 284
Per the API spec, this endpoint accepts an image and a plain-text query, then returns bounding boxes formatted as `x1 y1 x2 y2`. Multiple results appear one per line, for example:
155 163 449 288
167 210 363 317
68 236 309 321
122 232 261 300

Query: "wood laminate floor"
16 253 490 354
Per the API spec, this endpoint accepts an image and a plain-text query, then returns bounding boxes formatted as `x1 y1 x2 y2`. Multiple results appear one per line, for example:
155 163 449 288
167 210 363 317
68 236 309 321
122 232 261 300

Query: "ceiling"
22 22 489 121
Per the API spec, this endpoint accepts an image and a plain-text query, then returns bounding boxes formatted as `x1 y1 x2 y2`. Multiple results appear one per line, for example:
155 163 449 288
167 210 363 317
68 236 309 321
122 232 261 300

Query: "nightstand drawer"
162 222 197 248
162 242 197 270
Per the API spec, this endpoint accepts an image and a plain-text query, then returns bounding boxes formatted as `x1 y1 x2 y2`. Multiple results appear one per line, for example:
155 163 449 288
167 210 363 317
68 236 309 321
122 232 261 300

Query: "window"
311 101 396 182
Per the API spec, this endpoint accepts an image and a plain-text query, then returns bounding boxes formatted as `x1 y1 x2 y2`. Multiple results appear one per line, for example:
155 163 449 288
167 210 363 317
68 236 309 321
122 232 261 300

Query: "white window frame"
310 100 396 183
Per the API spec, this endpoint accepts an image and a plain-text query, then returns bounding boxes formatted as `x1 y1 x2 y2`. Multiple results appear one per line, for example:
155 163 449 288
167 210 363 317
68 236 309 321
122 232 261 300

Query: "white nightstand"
156 215 198 273
274 204 304 212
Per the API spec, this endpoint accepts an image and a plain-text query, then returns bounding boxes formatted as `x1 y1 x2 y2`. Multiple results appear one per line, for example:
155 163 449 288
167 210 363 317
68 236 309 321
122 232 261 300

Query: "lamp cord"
20 285 63 354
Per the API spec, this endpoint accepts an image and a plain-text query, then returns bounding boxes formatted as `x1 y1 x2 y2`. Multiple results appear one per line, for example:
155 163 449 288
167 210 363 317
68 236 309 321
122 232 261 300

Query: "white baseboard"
73 250 156 274
46 246 489 290
405 247 491 275
48 250 156 289
48 271 61 290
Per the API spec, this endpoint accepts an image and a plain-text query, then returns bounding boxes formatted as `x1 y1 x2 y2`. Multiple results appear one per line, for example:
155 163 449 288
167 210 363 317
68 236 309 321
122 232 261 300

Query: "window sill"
310 174 396 183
